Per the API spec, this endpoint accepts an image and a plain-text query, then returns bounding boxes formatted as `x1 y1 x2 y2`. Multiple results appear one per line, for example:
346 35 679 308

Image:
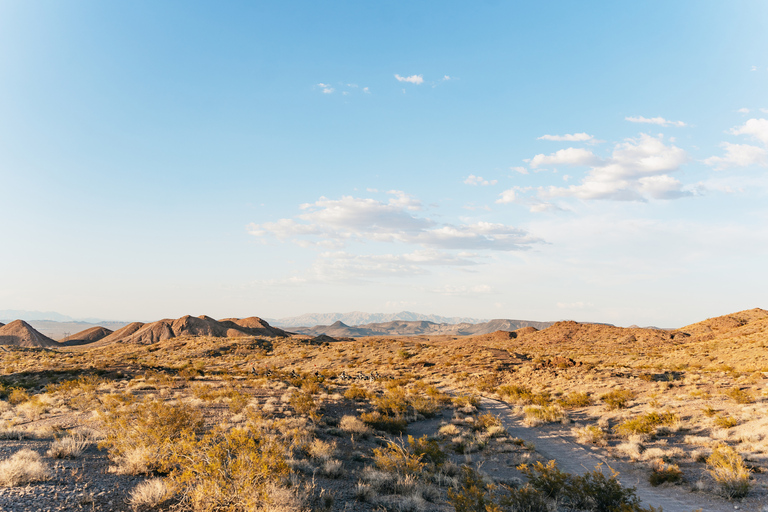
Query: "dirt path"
480 396 760 512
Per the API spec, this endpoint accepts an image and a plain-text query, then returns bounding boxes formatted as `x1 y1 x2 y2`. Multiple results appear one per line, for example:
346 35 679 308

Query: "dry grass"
0 448 49 487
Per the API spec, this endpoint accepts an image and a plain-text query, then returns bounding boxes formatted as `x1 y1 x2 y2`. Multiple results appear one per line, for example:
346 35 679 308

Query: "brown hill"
59 326 114 346
86 315 289 346
676 308 768 340
0 320 59 348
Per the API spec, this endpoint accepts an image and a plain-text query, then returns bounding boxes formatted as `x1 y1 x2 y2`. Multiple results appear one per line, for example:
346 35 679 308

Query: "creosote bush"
706 444 751 499
614 411 677 438
98 395 204 474
0 449 50 487
600 389 636 410
649 460 683 486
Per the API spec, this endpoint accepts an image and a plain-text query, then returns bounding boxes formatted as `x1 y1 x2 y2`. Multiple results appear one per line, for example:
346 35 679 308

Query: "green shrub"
707 444 751 498
447 465 491 512
614 411 677 438
289 391 320 421
408 435 447 467
373 437 425 475
557 391 592 409
600 389 636 410
360 411 407 434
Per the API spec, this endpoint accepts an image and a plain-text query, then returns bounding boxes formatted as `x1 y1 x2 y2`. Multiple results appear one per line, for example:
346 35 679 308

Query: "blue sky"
1 1 767 327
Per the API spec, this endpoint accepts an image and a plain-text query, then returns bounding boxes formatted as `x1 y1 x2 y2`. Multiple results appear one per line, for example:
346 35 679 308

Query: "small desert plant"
360 411 407 434
128 478 174 511
408 435 447 467
47 434 90 459
706 444 751 498
373 437 426 475
574 425 606 446
557 391 592 409
452 394 480 408
614 411 678 438
339 415 372 436
649 460 683 486
343 385 370 401
725 387 754 404
522 405 564 426
0 449 50 486
702 406 719 417
7 387 30 406
713 414 738 429
600 389 635 410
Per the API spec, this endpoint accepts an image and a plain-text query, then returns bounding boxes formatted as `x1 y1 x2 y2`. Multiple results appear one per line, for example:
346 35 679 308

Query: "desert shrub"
408 435 447 467
307 438 336 461
339 415 372 436
360 411 407 434
373 387 411 417
7 387 30 405
408 394 441 417
343 385 370 401
614 411 678 438
128 478 174 511
702 406 719 417
498 384 533 403
649 460 683 486
98 396 203 474
600 389 635 410
523 405 564 426
725 388 754 404
452 394 480 408
474 412 501 431
491 484 549 512
170 426 293 511
713 415 738 429
289 391 320 421
447 465 491 512
373 437 426 475
706 444 751 499
0 449 49 486
557 391 593 409
47 434 90 459
425 386 451 404
519 460 642 512
574 425 606 446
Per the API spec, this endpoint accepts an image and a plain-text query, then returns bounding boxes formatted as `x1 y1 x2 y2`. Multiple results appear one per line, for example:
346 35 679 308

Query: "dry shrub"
599 389 635 410
573 425 606 446
128 478 174 511
0 449 49 487
614 411 677 438
47 434 90 459
339 415 372 436
98 396 203 474
649 459 683 486
308 438 336 461
557 391 592 409
714 414 738 429
343 385 370 401
725 388 754 404
170 426 294 511
7 387 30 406
361 411 407 435
522 405 564 426
706 444 751 499
373 437 426 475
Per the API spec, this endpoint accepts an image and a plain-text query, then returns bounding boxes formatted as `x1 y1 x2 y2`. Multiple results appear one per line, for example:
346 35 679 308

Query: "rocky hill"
59 326 114 346
0 320 60 348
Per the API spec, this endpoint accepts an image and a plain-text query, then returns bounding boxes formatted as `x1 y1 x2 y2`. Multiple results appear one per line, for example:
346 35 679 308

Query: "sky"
1 1 767 327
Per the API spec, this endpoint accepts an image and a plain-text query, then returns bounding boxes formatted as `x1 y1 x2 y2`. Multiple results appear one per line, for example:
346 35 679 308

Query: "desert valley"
0 308 766 512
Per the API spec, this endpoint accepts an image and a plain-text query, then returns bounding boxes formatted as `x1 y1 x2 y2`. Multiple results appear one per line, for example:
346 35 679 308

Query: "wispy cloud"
463 174 497 186
538 132 594 142
249 191 540 253
704 118 768 169
625 115 687 127
316 83 335 94
510 166 529 175
394 74 424 85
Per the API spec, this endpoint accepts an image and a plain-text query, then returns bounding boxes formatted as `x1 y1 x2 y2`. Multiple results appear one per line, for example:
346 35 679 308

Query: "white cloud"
751 65 758 71
249 192 540 254
731 118 768 145
541 134 689 201
704 142 767 169
394 74 424 85
442 75 451 81
625 116 687 127
510 166 529 175
363 87 370 93
530 147 600 168
738 108 750 114
464 174 497 186
496 188 517 204
537 132 594 142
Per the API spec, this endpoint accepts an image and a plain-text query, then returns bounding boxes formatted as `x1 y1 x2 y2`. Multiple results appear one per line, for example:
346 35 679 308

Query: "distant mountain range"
288 318 555 337
267 311 490 327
